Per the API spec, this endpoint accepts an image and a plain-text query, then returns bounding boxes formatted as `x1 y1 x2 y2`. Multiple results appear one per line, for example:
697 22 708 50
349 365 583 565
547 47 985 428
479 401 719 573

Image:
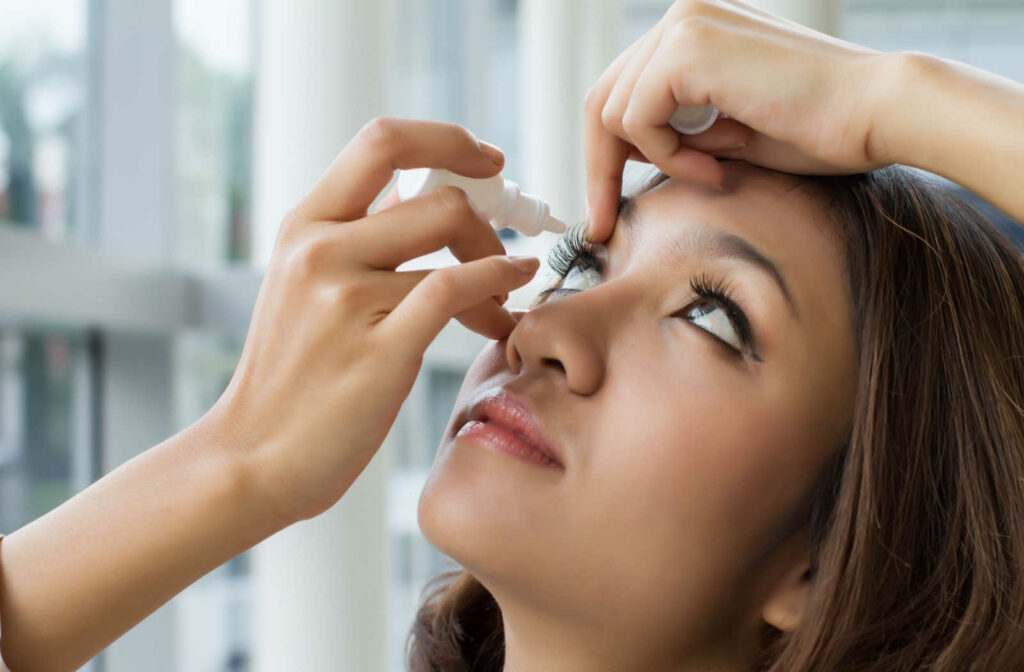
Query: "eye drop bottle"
395 168 567 237
669 104 721 135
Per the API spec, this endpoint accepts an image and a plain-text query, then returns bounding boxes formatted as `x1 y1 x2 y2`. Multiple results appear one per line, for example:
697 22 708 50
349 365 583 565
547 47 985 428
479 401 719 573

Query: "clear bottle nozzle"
543 215 567 234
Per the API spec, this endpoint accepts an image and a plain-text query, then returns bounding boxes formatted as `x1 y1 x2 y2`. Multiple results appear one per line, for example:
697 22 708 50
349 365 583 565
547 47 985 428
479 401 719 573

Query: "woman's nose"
504 301 606 395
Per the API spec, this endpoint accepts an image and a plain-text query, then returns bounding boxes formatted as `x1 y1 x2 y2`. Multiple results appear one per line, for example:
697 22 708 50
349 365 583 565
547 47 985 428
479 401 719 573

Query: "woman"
1 1 1023 671
410 162 1024 671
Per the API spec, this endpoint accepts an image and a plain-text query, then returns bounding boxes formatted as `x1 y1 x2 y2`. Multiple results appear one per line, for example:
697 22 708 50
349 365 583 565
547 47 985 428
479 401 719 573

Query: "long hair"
406 164 1024 671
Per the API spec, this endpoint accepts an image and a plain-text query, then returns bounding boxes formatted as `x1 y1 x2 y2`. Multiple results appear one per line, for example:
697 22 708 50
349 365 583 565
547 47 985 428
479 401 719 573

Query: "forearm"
0 418 286 671
870 50 1024 224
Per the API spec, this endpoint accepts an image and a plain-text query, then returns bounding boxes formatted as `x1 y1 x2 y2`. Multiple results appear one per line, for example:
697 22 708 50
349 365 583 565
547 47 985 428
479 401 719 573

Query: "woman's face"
418 161 859 669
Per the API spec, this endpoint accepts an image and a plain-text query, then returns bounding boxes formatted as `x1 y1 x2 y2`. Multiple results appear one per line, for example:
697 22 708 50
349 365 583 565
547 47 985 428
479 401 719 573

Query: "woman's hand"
585 0 898 242
207 118 540 524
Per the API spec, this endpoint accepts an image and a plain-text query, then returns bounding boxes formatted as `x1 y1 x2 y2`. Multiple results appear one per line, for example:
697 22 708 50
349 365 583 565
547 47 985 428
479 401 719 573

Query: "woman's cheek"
586 375 804 560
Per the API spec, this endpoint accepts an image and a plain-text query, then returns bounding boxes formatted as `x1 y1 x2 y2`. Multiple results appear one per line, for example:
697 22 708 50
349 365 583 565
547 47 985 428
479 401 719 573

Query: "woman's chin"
416 433 569 588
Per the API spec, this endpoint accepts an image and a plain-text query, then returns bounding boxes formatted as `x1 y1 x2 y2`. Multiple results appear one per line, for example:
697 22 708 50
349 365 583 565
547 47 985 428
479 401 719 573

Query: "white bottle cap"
669 104 720 135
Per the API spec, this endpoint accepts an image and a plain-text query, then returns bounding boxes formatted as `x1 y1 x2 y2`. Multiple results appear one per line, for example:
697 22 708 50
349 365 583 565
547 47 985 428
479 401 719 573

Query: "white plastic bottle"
395 168 567 237
669 104 720 135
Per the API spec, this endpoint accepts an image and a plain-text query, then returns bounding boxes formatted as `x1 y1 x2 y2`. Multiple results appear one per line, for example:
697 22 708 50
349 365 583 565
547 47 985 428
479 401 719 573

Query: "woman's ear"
761 557 813 632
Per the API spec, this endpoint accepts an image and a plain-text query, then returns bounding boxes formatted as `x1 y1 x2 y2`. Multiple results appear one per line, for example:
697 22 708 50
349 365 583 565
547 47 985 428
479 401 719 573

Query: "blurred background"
0 0 1022 670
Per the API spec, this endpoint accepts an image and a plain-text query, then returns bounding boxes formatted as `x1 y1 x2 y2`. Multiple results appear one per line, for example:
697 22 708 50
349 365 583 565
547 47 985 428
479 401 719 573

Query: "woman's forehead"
615 166 842 277
623 165 827 249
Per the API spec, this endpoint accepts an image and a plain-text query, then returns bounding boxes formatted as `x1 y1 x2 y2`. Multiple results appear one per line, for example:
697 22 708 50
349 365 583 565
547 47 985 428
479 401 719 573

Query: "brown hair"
405 163 1024 671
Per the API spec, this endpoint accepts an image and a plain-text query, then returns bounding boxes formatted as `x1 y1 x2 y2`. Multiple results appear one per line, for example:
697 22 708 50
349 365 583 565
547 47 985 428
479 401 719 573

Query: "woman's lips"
456 389 565 470
456 420 563 470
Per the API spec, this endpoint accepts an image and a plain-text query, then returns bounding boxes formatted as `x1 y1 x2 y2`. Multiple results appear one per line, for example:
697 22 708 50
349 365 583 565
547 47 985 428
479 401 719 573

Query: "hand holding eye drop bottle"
396 168 567 236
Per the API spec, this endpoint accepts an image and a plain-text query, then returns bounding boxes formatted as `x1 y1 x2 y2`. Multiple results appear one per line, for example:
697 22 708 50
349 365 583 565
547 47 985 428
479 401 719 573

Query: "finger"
381 255 541 355
364 268 512 335
452 296 519 341
582 32 652 245
710 132 849 174
294 118 505 223
584 133 631 246
371 183 401 213
627 146 650 162
339 186 506 270
601 31 663 140
624 44 725 188
622 118 753 164
675 118 753 152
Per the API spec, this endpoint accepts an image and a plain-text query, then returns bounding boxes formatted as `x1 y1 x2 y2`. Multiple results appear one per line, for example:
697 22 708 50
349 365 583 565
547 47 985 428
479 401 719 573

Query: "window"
175 0 255 267
0 329 86 534
0 0 87 239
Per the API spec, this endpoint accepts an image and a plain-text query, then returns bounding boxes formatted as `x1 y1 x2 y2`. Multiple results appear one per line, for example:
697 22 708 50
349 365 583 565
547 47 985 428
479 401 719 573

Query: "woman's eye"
683 301 743 351
559 263 602 291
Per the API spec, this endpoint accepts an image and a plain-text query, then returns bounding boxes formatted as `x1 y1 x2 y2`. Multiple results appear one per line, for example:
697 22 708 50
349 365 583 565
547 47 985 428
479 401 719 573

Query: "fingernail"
710 182 725 192
728 141 747 150
509 255 540 273
479 140 504 166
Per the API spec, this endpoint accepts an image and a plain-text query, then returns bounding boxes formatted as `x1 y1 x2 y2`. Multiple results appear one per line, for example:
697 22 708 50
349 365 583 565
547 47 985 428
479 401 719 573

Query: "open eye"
559 263 601 292
682 300 743 352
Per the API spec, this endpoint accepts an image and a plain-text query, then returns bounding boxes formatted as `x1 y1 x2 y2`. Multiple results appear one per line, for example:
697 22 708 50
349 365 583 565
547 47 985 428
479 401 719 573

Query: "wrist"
190 408 298 534
865 50 947 167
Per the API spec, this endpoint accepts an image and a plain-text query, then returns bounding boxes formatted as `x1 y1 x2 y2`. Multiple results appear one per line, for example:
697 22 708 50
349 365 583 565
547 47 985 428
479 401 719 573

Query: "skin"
418 160 859 672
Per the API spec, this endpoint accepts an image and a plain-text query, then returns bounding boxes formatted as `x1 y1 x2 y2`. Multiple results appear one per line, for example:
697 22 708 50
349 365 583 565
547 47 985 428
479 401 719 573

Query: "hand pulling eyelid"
396 168 567 237
395 107 712 236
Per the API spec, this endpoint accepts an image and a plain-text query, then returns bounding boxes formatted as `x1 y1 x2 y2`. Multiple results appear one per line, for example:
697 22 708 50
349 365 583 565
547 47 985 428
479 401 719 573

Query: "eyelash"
535 223 759 360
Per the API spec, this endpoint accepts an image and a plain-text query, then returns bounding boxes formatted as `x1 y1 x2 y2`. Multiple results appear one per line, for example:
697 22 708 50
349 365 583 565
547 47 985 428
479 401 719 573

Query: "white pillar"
746 0 842 34
517 0 622 230
517 0 584 227
250 2 392 671
250 449 392 672
252 0 390 268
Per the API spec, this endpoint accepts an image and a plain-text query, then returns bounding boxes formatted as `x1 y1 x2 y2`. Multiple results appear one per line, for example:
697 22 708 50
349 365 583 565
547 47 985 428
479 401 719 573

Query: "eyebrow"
619 197 800 319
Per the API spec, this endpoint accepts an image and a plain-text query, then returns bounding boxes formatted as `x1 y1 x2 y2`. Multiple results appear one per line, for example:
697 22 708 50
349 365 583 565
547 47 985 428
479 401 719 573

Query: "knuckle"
487 255 510 278
359 116 402 151
281 205 304 228
323 281 360 309
435 186 474 216
668 15 714 48
429 120 480 155
621 107 643 136
669 0 711 21
450 122 480 149
422 269 460 306
583 86 605 114
600 102 620 131
277 206 306 239
289 235 331 278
